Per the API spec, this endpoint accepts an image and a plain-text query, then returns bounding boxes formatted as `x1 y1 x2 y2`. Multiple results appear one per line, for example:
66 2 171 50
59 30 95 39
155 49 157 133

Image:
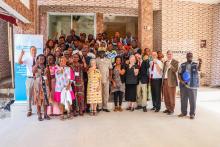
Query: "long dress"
54 66 75 103
33 66 50 106
87 69 102 104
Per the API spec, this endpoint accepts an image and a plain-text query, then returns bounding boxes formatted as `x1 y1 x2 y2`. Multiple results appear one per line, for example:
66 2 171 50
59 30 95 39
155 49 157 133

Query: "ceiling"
180 0 220 4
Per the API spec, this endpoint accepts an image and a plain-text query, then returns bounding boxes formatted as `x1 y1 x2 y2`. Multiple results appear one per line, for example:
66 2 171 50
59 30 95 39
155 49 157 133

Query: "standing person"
111 56 126 112
150 52 163 112
162 50 179 115
131 40 142 55
69 54 87 116
54 47 62 65
96 49 113 112
125 55 139 111
123 32 134 45
135 53 150 112
32 54 50 121
54 57 75 120
178 52 201 119
106 43 117 64
87 59 102 116
18 46 37 117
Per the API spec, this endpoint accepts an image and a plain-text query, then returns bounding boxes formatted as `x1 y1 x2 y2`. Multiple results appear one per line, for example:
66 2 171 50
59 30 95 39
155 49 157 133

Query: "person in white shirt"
18 46 37 117
149 52 163 112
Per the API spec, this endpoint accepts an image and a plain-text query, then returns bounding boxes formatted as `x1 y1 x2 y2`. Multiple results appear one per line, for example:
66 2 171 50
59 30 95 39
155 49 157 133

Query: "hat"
98 47 106 52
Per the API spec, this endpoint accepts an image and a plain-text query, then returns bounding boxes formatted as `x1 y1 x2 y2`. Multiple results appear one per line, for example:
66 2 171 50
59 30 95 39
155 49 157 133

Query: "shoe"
38 115 43 121
97 108 102 112
27 111 32 117
103 109 110 112
118 106 123 112
155 109 160 112
190 115 195 119
135 106 142 110
113 106 118 112
167 111 174 115
178 114 187 117
130 107 135 112
143 106 147 112
163 110 169 113
126 107 131 111
44 115 50 120
151 107 156 111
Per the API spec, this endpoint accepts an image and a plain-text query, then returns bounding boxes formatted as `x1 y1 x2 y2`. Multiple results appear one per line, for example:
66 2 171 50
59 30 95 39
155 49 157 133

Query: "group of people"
18 30 202 121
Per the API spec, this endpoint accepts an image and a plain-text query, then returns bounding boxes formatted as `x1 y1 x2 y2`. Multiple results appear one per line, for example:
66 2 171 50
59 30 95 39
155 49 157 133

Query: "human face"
115 57 121 65
73 54 80 63
60 57 67 66
131 40 137 48
107 44 113 51
30 47 37 57
152 52 158 59
68 48 73 56
97 34 102 40
145 48 151 56
48 40 54 47
187 53 193 62
90 60 96 69
48 55 55 65
99 51 105 58
167 51 173 61
115 32 120 37
129 55 136 65
38 56 45 65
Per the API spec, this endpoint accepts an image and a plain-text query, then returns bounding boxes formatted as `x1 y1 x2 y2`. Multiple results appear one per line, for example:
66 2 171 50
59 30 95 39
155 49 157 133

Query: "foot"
113 106 118 112
44 115 50 120
155 109 160 112
178 113 187 117
143 106 147 112
190 115 195 119
27 111 32 117
118 106 123 112
130 107 135 112
163 110 169 113
103 109 110 112
97 108 102 112
126 107 131 111
93 110 98 116
135 106 142 110
38 115 43 121
167 111 174 115
60 115 65 120
151 107 156 111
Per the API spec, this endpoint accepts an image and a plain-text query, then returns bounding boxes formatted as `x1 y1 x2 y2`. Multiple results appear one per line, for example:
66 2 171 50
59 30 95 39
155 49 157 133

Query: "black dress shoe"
143 106 147 112
126 107 131 111
178 114 187 117
167 111 174 115
155 109 160 112
163 110 169 113
135 106 142 110
97 109 102 112
190 115 195 119
103 109 110 112
151 107 156 111
130 107 135 112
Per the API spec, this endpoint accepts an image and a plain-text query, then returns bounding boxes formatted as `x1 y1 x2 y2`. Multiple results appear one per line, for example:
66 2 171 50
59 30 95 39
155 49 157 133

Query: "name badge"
75 72 80 77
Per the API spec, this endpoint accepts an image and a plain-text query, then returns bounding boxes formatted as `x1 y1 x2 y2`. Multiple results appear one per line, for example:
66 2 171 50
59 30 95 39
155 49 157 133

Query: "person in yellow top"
87 59 102 116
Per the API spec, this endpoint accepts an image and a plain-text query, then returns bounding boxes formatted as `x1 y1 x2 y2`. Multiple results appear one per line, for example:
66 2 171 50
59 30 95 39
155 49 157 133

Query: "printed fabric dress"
54 66 75 103
33 66 50 106
87 69 102 104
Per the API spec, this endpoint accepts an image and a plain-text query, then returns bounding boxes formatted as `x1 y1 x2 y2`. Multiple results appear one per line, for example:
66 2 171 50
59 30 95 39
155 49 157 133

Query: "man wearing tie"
162 50 179 115
18 46 37 117
150 52 163 112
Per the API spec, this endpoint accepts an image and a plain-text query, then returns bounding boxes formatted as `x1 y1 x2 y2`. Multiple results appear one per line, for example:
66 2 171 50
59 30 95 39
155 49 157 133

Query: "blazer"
162 59 179 87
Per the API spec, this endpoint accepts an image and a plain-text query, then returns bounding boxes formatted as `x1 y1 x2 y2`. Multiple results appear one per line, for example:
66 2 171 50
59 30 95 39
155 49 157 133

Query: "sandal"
60 115 65 121
90 110 94 116
93 110 97 116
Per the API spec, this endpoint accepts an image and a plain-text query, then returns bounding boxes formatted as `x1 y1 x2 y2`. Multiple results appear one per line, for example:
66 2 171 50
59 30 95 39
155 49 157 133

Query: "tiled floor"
0 87 220 147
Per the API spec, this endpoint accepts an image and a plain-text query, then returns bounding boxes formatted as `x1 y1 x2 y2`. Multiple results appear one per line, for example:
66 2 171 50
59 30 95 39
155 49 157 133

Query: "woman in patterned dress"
54 56 75 120
87 59 102 116
32 54 50 121
69 53 87 116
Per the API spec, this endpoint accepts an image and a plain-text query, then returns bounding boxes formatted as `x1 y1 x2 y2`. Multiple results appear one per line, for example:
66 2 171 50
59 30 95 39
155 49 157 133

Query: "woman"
87 59 102 116
32 54 50 121
125 55 139 111
54 56 75 120
69 54 87 116
46 54 59 116
111 56 125 112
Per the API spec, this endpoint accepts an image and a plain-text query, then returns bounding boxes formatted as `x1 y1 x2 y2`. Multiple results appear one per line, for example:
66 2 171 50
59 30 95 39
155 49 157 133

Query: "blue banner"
14 34 43 101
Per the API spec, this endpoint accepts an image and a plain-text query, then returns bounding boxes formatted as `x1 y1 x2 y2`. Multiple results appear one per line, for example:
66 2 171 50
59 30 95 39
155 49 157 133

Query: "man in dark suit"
162 50 179 115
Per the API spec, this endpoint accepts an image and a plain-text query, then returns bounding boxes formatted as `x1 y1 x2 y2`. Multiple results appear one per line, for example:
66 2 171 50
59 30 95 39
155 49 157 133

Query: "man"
178 52 201 119
106 43 117 64
135 52 150 112
96 49 113 112
18 46 37 117
162 50 179 115
150 52 163 112
123 32 134 45
131 40 142 55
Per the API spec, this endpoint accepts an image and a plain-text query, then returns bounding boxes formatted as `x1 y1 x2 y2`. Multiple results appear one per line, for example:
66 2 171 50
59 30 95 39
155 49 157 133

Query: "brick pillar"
138 0 153 50
96 13 104 35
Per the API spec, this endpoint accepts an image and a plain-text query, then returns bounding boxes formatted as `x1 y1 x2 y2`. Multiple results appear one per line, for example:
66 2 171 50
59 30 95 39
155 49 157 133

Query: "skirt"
125 84 137 102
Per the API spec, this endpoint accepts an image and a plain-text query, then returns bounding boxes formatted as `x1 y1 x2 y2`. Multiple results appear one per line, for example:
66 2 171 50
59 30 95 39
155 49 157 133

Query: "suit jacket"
162 59 179 87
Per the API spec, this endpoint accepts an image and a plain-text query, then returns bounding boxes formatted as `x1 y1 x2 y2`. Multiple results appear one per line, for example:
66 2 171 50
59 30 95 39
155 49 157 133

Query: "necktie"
151 62 155 79
33 57 36 67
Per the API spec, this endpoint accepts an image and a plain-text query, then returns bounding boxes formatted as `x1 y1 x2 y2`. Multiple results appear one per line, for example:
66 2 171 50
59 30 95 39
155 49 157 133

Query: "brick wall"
0 20 11 80
211 5 220 86
153 10 162 51
162 0 213 86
